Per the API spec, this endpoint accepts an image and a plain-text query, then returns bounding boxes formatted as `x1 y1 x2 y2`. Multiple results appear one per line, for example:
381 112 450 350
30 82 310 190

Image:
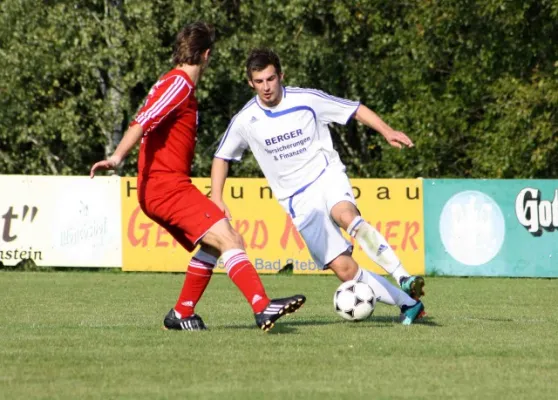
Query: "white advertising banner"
0 175 122 267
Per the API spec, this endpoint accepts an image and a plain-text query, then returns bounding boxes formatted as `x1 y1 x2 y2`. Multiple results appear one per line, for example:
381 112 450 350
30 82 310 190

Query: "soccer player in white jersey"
212 48 425 324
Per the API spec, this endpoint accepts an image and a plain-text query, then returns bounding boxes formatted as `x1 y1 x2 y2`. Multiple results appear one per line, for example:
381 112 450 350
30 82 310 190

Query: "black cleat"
163 309 207 331
254 294 306 332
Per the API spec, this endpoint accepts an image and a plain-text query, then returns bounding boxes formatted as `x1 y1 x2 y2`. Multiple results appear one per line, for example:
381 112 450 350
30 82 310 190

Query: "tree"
1 0 556 178
0 0 167 175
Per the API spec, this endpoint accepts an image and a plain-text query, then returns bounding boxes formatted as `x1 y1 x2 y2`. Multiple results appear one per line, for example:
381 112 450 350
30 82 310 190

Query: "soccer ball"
333 280 376 321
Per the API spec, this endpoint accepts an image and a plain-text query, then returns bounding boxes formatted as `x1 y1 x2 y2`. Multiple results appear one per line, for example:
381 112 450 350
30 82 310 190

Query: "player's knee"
216 224 245 251
202 220 245 253
328 255 358 282
226 229 245 249
331 202 359 230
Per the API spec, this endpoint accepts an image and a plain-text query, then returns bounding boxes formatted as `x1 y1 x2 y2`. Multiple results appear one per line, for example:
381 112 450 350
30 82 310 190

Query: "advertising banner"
121 177 425 275
0 175 122 267
424 179 558 277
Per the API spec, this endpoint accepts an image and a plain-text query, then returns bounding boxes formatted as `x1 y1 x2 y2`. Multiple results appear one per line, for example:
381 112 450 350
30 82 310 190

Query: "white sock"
353 267 415 307
347 216 410 285
221 249 247 276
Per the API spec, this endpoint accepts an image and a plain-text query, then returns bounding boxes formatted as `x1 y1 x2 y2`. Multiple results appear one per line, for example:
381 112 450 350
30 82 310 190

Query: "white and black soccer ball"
333 280 376 321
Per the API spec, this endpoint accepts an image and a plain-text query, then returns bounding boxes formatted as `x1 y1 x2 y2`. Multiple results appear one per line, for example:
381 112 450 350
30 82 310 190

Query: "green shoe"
400 301 425 326
399 276 425 300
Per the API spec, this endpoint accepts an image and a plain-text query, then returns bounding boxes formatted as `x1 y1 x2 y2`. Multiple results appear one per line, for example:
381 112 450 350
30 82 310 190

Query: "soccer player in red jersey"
90 22 305 332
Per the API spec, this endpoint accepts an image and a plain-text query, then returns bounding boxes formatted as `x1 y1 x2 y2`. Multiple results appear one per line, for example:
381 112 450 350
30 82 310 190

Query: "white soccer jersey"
214 86 360 200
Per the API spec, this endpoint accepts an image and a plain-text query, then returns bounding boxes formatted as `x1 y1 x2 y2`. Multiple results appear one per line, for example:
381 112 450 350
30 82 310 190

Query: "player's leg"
143 181 304 332
171 243 219 319
306 168 425 299
296 216 424 325
279 174 424 324
201 219 305 332
350 264 425 324
142 179 277 330
330 200 425 300
327 254 423 324
327 252 410 304
200 219 270 312
327 253 415 307
141 215 220 331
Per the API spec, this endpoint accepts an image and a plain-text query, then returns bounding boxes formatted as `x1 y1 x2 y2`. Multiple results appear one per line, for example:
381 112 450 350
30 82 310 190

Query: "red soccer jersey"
132 69 198 178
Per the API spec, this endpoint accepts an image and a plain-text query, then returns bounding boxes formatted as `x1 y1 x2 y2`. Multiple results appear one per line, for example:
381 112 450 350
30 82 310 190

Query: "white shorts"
278 166 356 270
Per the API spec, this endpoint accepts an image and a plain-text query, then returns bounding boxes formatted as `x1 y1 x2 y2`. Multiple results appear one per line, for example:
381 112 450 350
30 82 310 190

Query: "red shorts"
138 175 226 252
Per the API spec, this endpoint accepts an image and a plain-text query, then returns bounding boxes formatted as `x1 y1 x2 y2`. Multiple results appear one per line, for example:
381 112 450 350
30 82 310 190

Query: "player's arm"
211 157 232 219
90 75 191 178
211 118 248 218
354 104 414 149
90 124 143 178
310 89 413 149
211 110 250 218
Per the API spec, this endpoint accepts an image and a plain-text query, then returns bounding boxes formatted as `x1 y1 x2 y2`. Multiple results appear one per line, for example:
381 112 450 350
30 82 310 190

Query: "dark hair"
172 22 216 66
245 48 282 80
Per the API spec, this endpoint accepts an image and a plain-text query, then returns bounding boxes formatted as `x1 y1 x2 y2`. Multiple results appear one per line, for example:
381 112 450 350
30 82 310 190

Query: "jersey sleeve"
132 75 192 134
214 117 249 161
307 89 360 125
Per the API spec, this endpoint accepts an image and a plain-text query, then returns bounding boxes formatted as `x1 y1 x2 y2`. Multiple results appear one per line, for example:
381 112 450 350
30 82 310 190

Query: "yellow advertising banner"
121 177 424 275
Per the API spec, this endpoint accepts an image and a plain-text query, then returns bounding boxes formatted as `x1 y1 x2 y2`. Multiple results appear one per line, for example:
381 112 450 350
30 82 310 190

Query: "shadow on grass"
220 315 441 332
218 318 339 333
304 315 441 328
462 317 514 323
211 323 300 334
336 315 441 327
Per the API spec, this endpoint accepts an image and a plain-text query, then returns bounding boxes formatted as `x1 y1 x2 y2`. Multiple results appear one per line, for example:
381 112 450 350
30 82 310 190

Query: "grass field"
1 271 557 400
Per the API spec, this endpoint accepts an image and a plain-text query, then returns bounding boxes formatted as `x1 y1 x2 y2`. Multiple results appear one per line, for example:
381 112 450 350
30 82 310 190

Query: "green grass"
1 271 557 400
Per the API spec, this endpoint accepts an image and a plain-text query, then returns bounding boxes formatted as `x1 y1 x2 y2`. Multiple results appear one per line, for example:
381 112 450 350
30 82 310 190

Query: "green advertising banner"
424 180 558 277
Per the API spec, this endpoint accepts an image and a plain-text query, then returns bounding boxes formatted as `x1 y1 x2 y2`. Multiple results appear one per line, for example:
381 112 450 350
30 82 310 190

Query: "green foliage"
1 0 556 178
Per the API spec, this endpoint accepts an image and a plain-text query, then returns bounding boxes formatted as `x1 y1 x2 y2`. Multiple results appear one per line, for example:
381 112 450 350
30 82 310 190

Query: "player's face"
249 65 283 107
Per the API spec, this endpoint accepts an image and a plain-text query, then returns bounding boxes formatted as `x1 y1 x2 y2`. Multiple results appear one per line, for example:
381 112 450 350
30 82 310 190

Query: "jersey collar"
173 68 196 89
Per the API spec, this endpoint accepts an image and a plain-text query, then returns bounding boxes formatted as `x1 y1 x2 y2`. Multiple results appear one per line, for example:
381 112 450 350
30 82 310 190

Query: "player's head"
246 48 283 107
173 22 215 69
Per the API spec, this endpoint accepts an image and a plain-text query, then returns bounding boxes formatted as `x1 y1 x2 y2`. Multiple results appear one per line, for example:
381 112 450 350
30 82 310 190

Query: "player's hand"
212 199 232 220
382 130 414 149
90 156 119 178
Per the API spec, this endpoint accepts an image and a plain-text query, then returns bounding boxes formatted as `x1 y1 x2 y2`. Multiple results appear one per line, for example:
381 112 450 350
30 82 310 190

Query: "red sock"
223 250 270 313
174 256 214 317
